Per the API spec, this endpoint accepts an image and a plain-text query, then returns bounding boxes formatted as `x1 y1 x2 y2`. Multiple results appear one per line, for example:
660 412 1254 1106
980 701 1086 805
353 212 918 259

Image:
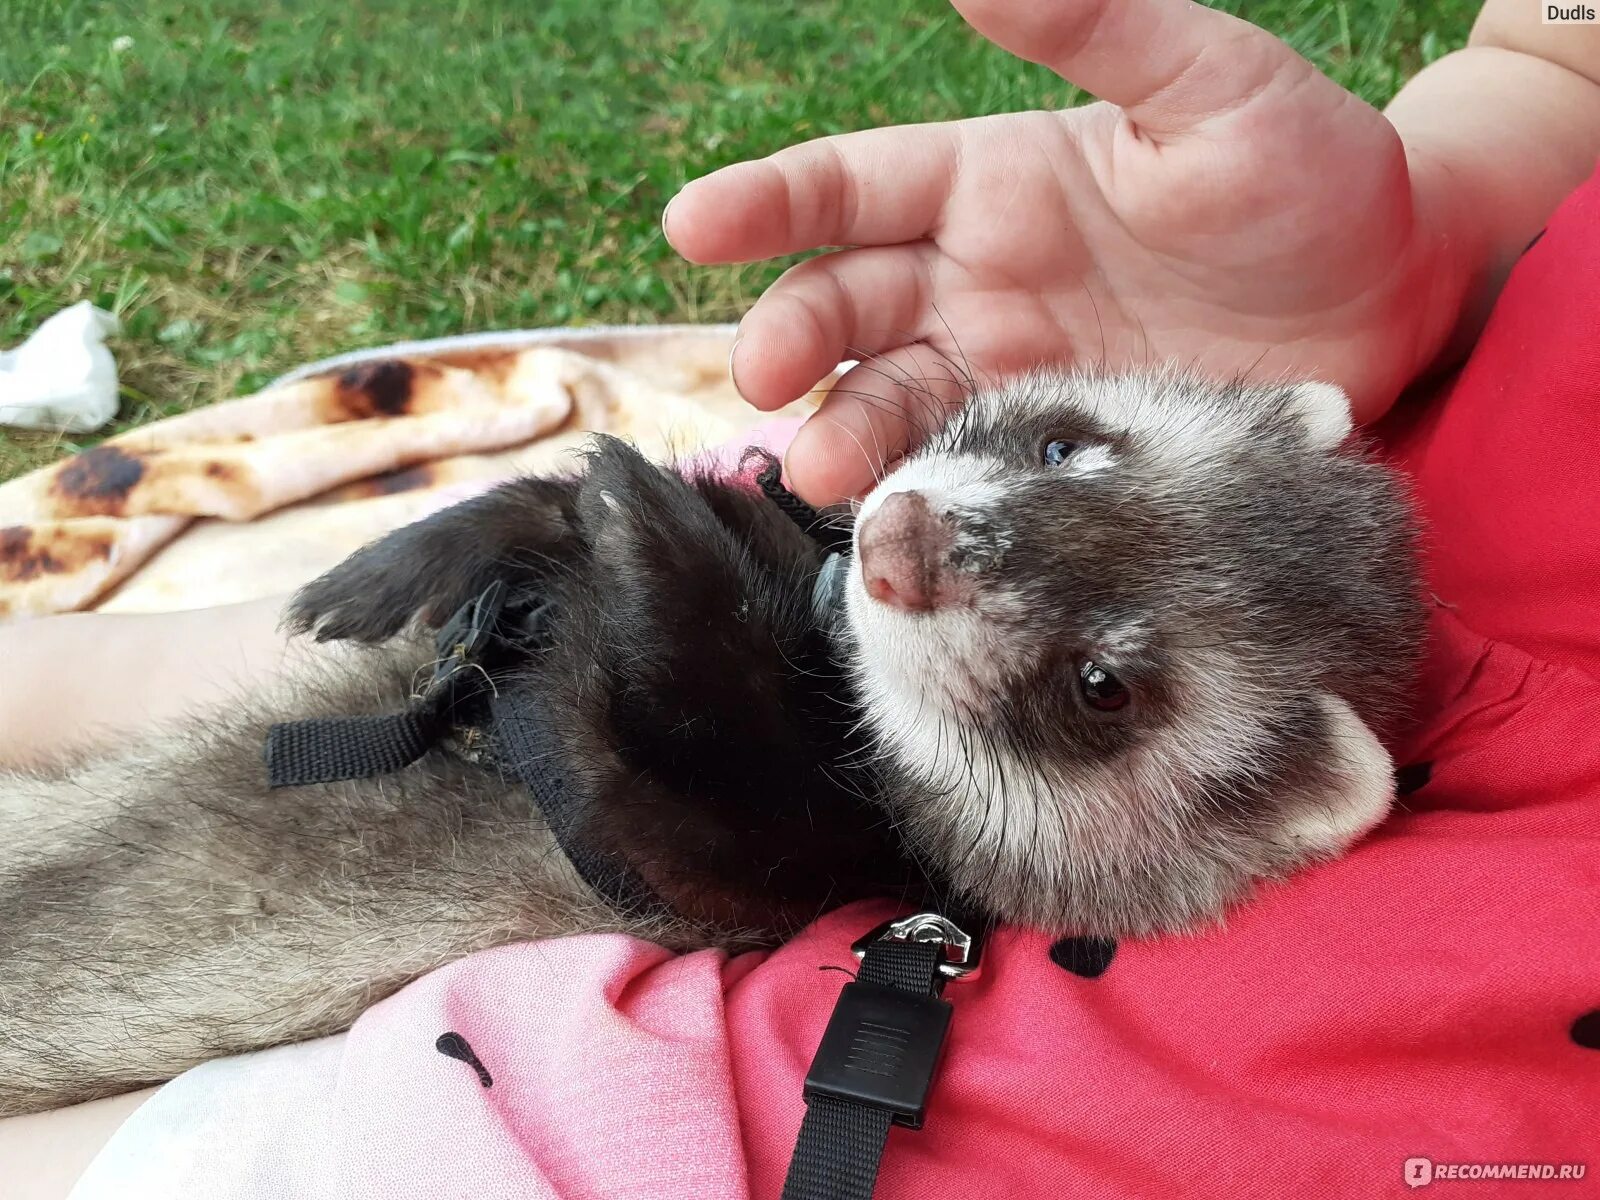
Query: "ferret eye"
1043 439 1079 467
1078 660 1129 712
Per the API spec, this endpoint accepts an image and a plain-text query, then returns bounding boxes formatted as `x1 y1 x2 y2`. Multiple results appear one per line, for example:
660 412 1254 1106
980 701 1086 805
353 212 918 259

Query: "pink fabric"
339 937 755 1198
686 414 809 483
76 178 1600 1198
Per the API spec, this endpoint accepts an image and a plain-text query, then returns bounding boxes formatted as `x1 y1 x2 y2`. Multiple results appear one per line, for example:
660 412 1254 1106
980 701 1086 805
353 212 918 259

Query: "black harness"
263 457 985 1200
265 578 516 789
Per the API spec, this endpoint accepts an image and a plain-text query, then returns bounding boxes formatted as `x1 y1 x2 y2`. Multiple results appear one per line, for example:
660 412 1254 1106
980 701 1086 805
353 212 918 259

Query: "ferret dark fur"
0 368 1424 1116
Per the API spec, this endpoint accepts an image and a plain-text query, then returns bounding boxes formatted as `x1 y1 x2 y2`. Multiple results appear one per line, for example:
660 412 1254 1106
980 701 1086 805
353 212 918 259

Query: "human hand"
663 0 1473 505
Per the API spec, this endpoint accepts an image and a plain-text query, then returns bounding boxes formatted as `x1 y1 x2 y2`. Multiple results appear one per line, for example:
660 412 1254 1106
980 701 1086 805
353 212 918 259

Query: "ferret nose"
857 490 952 612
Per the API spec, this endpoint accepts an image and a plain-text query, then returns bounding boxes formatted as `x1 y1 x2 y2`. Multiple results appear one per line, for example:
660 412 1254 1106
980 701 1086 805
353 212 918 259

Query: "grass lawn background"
1 0 1480 480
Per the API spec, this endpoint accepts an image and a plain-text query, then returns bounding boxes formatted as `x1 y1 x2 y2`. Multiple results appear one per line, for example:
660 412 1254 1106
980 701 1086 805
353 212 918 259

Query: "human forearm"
0 596 299 770
0 1089 157 1200
1387 3 1600 373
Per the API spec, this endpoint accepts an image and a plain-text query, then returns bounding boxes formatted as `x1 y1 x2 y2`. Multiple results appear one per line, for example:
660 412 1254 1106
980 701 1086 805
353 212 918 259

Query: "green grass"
1 0 1478 480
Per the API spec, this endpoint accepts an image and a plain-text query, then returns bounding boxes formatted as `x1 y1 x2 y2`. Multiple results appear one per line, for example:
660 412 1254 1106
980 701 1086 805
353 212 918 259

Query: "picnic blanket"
0 325 790 621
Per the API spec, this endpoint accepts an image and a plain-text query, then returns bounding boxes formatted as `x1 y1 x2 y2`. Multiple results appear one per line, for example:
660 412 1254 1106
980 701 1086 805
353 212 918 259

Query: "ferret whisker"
829 383 940 452
926 305 977 397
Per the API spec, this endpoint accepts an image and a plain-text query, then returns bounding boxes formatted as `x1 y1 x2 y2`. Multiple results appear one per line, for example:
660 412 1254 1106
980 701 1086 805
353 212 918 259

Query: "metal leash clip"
851 911 984 982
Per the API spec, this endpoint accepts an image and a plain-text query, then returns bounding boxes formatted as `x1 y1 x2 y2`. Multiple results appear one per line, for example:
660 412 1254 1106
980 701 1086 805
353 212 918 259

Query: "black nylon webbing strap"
264 705 445 787
782 1097 896 1200
782 938 952 1200
265 582 512 790
855 940 944 995
487 683 666 920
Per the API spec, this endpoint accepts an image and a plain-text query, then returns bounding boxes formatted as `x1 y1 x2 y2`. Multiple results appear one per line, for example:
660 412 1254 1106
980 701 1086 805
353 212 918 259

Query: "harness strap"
488 684 665 919
781 1098 896 1200
264 581 511 790
263 583 671 919
265 704 446 787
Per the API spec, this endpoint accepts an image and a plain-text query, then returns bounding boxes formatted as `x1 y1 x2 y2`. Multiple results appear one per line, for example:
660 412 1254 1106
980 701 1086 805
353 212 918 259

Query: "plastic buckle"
851 912 983 982
802 981 953 1129
430 579 508 692
810 552 847 625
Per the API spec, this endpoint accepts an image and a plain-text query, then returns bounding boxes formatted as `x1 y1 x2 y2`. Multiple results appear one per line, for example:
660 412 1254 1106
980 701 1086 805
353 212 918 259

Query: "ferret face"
842 368 1423 937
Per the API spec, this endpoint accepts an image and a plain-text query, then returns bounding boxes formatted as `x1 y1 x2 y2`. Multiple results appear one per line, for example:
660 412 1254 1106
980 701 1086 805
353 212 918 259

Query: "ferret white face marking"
842 367 1423 936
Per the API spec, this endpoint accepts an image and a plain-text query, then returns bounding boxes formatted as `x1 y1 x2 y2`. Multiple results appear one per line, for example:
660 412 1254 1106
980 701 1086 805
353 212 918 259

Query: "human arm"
0 595 296 770
1385 2 1600 366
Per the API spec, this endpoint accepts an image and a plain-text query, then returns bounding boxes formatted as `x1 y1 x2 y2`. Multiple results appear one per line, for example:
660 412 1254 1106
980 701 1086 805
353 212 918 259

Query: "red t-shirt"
731 164 1600 1199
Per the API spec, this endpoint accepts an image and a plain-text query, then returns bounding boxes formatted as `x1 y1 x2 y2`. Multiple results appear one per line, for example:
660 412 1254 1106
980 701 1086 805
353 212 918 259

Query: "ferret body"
0 368 1423 1115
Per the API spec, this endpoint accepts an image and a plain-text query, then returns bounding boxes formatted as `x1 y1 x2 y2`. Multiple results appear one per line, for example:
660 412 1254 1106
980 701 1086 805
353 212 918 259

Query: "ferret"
0 367 1423 1115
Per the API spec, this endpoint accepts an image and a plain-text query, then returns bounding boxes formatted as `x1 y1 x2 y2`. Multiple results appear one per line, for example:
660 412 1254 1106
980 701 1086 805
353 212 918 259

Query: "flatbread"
0 515 190 620
98 374 736 615
0 329 767 621
0 352 577 523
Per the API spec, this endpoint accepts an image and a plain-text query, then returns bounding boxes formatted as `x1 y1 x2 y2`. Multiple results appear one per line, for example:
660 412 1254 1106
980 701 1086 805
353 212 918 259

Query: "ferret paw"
286 475 581 645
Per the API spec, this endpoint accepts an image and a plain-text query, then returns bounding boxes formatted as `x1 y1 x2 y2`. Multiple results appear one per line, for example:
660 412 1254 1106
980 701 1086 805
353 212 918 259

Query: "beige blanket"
0 326 791 621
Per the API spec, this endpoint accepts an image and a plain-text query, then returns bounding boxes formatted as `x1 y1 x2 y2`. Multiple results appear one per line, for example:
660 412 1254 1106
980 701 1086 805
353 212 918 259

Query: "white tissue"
0 301 122 433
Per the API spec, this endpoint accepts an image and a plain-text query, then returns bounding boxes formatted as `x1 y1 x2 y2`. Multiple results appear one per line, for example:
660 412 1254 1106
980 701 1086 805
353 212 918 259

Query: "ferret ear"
1272 692 1394 859
1282 381 1353 450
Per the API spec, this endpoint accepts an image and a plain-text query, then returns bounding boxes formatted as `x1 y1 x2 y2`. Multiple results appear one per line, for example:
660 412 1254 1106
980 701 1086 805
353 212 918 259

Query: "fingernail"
780 445 793 490
728 335 746 401
661 193 679 243
780 412 808 486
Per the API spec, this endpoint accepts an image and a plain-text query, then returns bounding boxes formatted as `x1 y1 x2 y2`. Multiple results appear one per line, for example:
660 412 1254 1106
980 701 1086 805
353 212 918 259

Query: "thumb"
950 0 1322 138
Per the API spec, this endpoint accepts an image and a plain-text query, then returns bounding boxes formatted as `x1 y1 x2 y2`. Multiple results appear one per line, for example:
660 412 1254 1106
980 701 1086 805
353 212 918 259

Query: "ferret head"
842 368 1424 937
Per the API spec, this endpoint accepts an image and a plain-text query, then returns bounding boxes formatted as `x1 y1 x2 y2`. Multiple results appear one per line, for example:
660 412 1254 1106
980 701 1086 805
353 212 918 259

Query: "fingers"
730 244 934 412
949 0 1313 136
663 122 960 264
783 345 969 507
